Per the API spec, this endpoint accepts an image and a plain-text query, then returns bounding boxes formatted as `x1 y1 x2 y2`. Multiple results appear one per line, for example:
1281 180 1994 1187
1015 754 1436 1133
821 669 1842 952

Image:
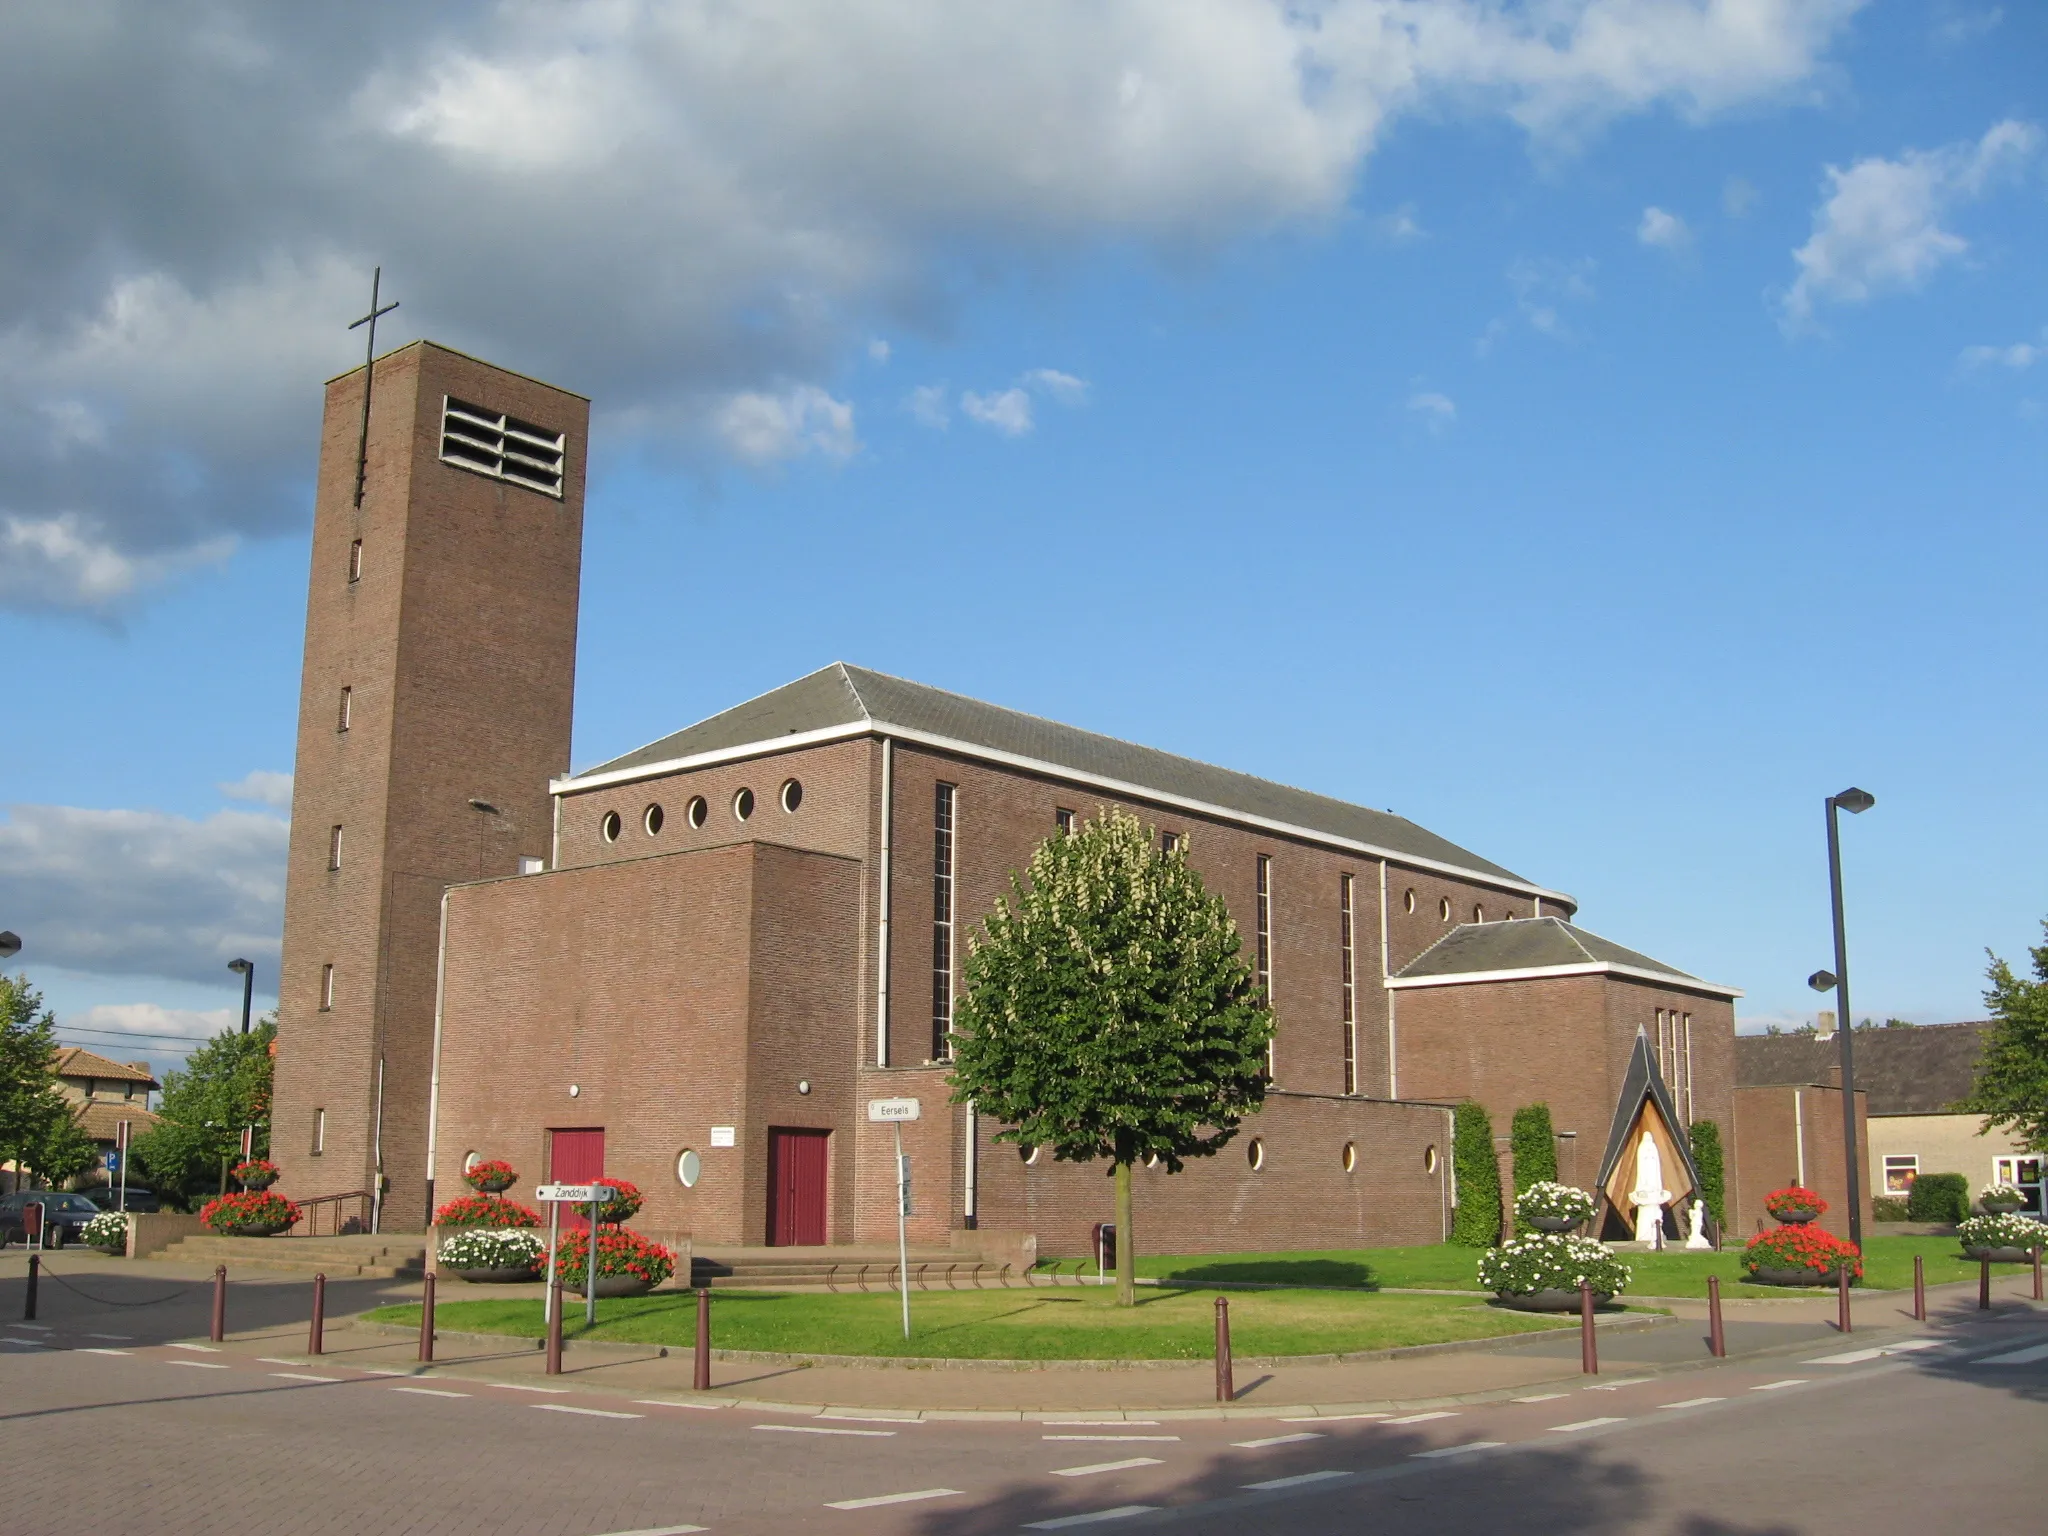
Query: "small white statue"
1629 1130 1671 1248
1684 1197 1711 1249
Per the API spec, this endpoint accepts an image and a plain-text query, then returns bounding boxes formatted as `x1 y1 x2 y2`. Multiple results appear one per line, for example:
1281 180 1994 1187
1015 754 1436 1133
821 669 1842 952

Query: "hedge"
1906 1171 1970 1224
1451 1100 1502 1248
1688 1120 1726 1231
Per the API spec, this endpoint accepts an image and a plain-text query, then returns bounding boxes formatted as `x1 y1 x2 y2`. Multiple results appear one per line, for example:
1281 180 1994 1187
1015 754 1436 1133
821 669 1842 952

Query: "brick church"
270 342 1750 1256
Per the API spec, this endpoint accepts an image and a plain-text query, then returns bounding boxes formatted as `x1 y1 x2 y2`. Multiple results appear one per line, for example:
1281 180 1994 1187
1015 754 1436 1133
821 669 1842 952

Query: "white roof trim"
1385 961 1742 1000
555 719 1576 907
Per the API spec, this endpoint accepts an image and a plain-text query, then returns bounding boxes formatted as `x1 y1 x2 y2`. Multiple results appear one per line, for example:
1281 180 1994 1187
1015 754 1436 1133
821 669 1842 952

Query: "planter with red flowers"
201 1190 302 1237
552 1226 675 1297
1743 1222 1863 1286
432 1192 542 1230
1763 1186 1827 1226
589 1177 643 1224
463 1158 520 1195
232 1158 281 1191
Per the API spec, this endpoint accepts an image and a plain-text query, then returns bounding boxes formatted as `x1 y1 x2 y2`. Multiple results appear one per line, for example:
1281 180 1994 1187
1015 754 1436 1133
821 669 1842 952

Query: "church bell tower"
269 340 587 1230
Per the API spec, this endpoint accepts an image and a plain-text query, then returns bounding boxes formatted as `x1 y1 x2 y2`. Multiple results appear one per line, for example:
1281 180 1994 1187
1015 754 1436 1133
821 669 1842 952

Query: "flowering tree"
948 810 1272 1306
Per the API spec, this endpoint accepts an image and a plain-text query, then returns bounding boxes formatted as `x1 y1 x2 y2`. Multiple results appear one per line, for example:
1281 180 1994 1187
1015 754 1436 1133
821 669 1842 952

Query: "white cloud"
1780 119 2042 329
1506 256 1596 340
0 512 235 612
1407 390 1456 431
1932 5 2002 46
218 770 294 809
1958 330 2044 371
906 384 951 429
61 1003 238 1062
1637 205 1690 251
1722 175 1759 218
961 388 1034 436
1378 203 1425 241
0 803 288 988
712 384 858 465
866 338 891 363
1023 368 1090 405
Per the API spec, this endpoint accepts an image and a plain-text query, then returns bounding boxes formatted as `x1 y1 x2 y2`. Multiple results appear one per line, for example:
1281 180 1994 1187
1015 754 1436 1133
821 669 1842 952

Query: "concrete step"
154 1233 425 1278
689 1253 1012 1290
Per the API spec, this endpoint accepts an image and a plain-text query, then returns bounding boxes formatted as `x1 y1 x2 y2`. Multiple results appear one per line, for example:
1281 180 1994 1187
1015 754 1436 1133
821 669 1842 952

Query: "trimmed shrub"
1510 1104 1557 1231
1687 1120 1726 1230
1906 1172 1970 1224
1871 1197 1910 1222
1450 1100 1502 1248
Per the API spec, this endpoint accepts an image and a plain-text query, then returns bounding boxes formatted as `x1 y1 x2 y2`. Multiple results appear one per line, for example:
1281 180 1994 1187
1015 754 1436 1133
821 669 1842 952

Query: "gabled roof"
74 1101 162 1141
1387 917 1742 999
561 663 1571 900
1734 1021 1992 1116
1596 1029 1706 1199
51 1048 159 1087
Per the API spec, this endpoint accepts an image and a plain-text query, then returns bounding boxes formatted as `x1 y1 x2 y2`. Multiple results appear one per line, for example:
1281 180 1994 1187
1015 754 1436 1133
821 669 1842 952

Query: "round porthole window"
462 1150 481 1175
1423 1144 1438 1173
1404 888 1417 914
644 803 665 836
686 796 708 829
1247 1137 1265 1171
1020 1144 1040 1165
1438 896 1451 922
601 810 622 843
1473 903 1484 923
733 787 755 821
1342 1142 1357 1173
677 1150 701 1188
781 778 803 813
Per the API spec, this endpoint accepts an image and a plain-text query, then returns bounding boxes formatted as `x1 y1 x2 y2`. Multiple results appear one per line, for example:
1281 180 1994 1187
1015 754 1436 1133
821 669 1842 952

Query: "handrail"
288 1191 373 1237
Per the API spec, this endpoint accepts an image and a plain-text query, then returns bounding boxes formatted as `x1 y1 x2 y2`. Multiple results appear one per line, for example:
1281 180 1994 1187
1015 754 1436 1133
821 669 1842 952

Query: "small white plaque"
867 1098 921 1123
709 1126 736 1148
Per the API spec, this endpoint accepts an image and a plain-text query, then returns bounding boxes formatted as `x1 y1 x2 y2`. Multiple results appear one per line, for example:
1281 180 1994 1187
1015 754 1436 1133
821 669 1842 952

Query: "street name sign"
868 1098 921 1122
534 1184 615 1203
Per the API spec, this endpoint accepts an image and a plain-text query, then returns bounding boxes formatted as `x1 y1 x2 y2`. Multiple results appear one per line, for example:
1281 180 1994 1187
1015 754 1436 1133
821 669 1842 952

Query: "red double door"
767 1128 829 1247
549 1127 605 1230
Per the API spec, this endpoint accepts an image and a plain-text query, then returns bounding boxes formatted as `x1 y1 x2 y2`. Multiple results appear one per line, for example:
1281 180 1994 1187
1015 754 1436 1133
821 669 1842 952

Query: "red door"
549 1127 605 1230
767 1129 829 1247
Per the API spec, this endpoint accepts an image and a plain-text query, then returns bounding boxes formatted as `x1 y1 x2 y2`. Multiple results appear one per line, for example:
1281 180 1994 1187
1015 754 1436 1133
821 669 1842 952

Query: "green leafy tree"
133 1016 277 1203
1687 1119 1726 1232
1450 1100 1502 1248
1510 1102 1558 1230
1958 921 2048 1152
948 810 1273 1305
0 973 92 1186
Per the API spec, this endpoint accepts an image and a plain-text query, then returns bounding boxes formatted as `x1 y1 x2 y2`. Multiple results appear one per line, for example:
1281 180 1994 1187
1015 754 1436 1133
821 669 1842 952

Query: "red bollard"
418 1272 436 1363
1580 1280 1598 1374
1707 1274 1726 1358
1214 1295 1235 1403
1913 1255 1926 1322
24 1253 38 1321
546 1280 564 1375
2034 1247 2044 1303
210 1265 227 1342
1979 1256 1992 1311
309 1273 326 1355
693 1287 712 1392
1837 1265 1852 1335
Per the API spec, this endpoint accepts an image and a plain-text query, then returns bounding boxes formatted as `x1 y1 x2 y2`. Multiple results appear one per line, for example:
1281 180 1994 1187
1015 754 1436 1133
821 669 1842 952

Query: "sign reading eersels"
867 1098 921 1122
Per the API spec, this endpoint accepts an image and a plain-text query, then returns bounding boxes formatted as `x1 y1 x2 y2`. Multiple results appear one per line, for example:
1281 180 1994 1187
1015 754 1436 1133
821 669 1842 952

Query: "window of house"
320 964 335 1011
1340 873 1356 1095
328 824 343 871
1247 1137 1265 1171
1473 903 1484 923
1883 1155 1919 1194
1256 854 1274 1076
931 782 957 1061
686 796 707 829
312 1108 326 1156
439 396 566 497
337 686 352 733
1161 830 1181 854
124 1080 136 1100
1055 807 1075 834
347 539 363 583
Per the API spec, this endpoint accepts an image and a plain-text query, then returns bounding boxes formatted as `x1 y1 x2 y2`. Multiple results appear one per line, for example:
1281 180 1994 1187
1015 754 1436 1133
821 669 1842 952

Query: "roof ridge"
833 661 876 720
1559 920 1599 965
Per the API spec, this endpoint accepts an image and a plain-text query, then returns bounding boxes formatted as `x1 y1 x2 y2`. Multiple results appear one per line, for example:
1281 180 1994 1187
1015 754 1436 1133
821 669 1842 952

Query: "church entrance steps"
150 1232 426 1279
690 1245 1007 1292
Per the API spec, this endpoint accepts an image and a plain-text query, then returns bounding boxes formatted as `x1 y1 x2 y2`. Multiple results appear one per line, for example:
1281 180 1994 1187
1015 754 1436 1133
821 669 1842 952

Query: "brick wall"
1732 1084 1872 1240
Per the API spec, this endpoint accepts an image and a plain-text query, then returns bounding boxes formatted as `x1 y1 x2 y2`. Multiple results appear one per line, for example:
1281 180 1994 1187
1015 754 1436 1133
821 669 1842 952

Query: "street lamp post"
227 958 254 1034
1814 786 1875 1251
0 932 21 962
467 799 502 881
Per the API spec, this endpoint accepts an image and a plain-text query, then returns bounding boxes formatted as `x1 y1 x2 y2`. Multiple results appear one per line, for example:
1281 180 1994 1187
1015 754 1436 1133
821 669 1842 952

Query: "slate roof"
1733 1021 1993 1117
1389 917 1738 996
51 1048 159 1087
569 663 1560 894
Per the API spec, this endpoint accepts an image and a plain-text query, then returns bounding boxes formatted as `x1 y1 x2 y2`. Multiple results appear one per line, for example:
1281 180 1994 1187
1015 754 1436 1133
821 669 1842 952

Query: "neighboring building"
269 343 1745 1254
49 1048 161 1187
1734 1021 2040 1221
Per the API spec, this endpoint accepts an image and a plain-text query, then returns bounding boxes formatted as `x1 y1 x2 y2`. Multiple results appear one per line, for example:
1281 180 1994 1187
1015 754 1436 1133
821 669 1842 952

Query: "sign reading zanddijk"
534 1184 616 1204
867 1098 921 1123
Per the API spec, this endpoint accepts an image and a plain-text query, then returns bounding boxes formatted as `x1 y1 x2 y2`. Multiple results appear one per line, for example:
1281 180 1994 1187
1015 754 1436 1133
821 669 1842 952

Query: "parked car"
0 1190 105 1247
85 1187 162 1214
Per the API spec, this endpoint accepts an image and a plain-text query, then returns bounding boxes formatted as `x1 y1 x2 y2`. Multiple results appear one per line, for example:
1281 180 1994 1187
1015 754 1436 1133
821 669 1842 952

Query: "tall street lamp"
227 958 254 1034
467 798 503 880
1813 786 1875 1250
0 931 20 961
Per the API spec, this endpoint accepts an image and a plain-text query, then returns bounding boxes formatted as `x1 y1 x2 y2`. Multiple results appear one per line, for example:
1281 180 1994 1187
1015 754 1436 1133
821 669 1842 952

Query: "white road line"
165 1360 228 1369
819 1414 926 1424
632 1399 725 1410
1548 1417 1625 1433
1659 1397 1725 1410
1751 1380 1806 1391
359 1368 410 1376
535 1404 642 1419
85 1333 132 1341
493 1383 570 1393
1024 1509 1159 1530
392 1387 470 1399
1044 1435 1180 1443
2 1339 48 1348
755 1423 892 1437
257 1357 303 1365
1806 1339 1944 1365
1385 1411 1457 1424
825 1488 963 1510
588 1526 709 1535
1412 1442 1504 1459
9 1322 53 1331
79 1347 132 1356
1281 1413 1387 1422
1044 1420 1162 1427
1244 1471 1348 1490
1232 1433 1325 1449
1051 1458 1165 1478
271 1372 341 1383
1511 1394 1570 1403
166 1342 220 1353
1583 1378 1650 1391
1976 1343 2048 1365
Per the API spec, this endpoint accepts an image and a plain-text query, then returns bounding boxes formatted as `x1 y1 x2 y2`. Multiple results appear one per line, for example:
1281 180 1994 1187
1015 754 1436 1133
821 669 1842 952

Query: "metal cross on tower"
348 267 401 509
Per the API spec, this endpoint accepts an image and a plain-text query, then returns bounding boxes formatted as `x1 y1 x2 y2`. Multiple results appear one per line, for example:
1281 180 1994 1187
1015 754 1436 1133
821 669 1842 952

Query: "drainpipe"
963 1101 978 1231
550 792 561 871
876 738 893 1067
423 892 451 1228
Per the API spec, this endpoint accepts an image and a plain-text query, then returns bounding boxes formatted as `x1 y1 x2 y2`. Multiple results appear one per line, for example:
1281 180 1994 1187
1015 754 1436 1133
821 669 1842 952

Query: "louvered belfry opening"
439 395 567 497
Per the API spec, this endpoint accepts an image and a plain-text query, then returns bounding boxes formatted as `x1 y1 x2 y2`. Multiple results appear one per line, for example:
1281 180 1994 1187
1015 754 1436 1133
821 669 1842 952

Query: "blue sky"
1 1 2041 1070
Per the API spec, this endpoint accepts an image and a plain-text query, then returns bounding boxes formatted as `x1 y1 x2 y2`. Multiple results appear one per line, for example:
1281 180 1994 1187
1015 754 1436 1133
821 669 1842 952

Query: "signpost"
867 1098 920 1339
535 1183 617 1327
116 1120 130 1213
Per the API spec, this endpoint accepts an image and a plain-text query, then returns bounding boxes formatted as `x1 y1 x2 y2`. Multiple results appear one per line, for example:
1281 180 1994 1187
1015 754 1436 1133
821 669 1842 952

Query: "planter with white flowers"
1957 1212 2045 1265
1977 1182 2028 1216
438 1227 546 1283
1516 1181 1598 1234
1478 1233 1632 1311
81 1210 129 1255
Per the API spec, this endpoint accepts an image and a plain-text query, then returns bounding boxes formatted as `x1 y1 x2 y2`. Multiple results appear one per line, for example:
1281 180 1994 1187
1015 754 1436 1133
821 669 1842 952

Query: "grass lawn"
1128 1233 2006 1298
367 1284 1579 1360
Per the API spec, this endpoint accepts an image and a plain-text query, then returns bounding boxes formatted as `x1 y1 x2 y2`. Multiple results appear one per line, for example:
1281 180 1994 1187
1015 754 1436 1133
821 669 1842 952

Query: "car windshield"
52 1195 101 1212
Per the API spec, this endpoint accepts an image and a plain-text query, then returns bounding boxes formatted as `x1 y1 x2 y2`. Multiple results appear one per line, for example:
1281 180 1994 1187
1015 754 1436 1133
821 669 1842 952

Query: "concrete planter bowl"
1527 1216 1583 1234
589 1275 654 1298
1773 1209 1821 1226
448 1265 541 1284
1497 1288 1611 1312
1748 1265 1844 1287
1961 1246 2037 1265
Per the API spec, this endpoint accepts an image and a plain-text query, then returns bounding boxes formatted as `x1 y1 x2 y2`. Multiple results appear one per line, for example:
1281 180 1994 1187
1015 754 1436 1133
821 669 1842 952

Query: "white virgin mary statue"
1629 1130 1671 1247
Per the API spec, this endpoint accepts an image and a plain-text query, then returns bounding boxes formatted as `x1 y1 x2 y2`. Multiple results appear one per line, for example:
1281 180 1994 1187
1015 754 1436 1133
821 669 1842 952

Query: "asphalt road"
6 1290 2046 1536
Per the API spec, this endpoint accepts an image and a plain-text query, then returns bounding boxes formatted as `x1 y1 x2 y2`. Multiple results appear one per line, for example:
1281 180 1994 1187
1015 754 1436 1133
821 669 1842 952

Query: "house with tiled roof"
49 1048 161 1181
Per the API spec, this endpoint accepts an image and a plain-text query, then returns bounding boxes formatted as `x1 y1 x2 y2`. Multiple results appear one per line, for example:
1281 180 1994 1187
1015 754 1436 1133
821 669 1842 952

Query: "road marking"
1385 1411 1457 1424
85 1333 132 1341
1548 1417 1625 1433
1023 1509 1159 1530
1281 1413 1386 1422
1412 1441 1504 1459
1232 1433 1325 1448
1806 1339 1944 1365
359 1368 410 1376
1051 1458 1165 1478
755 1423 893 1437
588 1526 709 1535
2 1338 48 1348
1244 1471 1348 1490
9 1322 53 1331
632 1399 725 1410
824 1488 963 1510
1044 1435 1179 1443
1751 1380 1806 1391
270 1372 341 1382
819 1413 925 1424
392 1387 470 1399
535 1404 642 1419
1584 1378 1650 1391
1511 1394 1570 1403
166 1342 220 1353
165 1360 228 1369
493 1383 570 1393
257 1357 303 1365
79 1347 132 1356
1044 1420 1162 1427
1659 1397 1725 1410
1976 1343 2048 1365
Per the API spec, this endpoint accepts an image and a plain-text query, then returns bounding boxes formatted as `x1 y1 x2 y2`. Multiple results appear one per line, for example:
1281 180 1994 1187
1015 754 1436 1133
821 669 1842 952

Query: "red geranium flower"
1764 1186 1828 1220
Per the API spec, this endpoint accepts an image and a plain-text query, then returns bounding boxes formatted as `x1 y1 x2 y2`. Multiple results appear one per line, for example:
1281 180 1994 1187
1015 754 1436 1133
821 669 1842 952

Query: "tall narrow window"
1161 831 1182 855
312 1109 326 1156
327 824 343 871
1340 873 1356 1095
1055 807 1075 834
337 686 352 732
347 539 363 583
319 963 335 1011
1256 855 1273 1075
931 782 957 1061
